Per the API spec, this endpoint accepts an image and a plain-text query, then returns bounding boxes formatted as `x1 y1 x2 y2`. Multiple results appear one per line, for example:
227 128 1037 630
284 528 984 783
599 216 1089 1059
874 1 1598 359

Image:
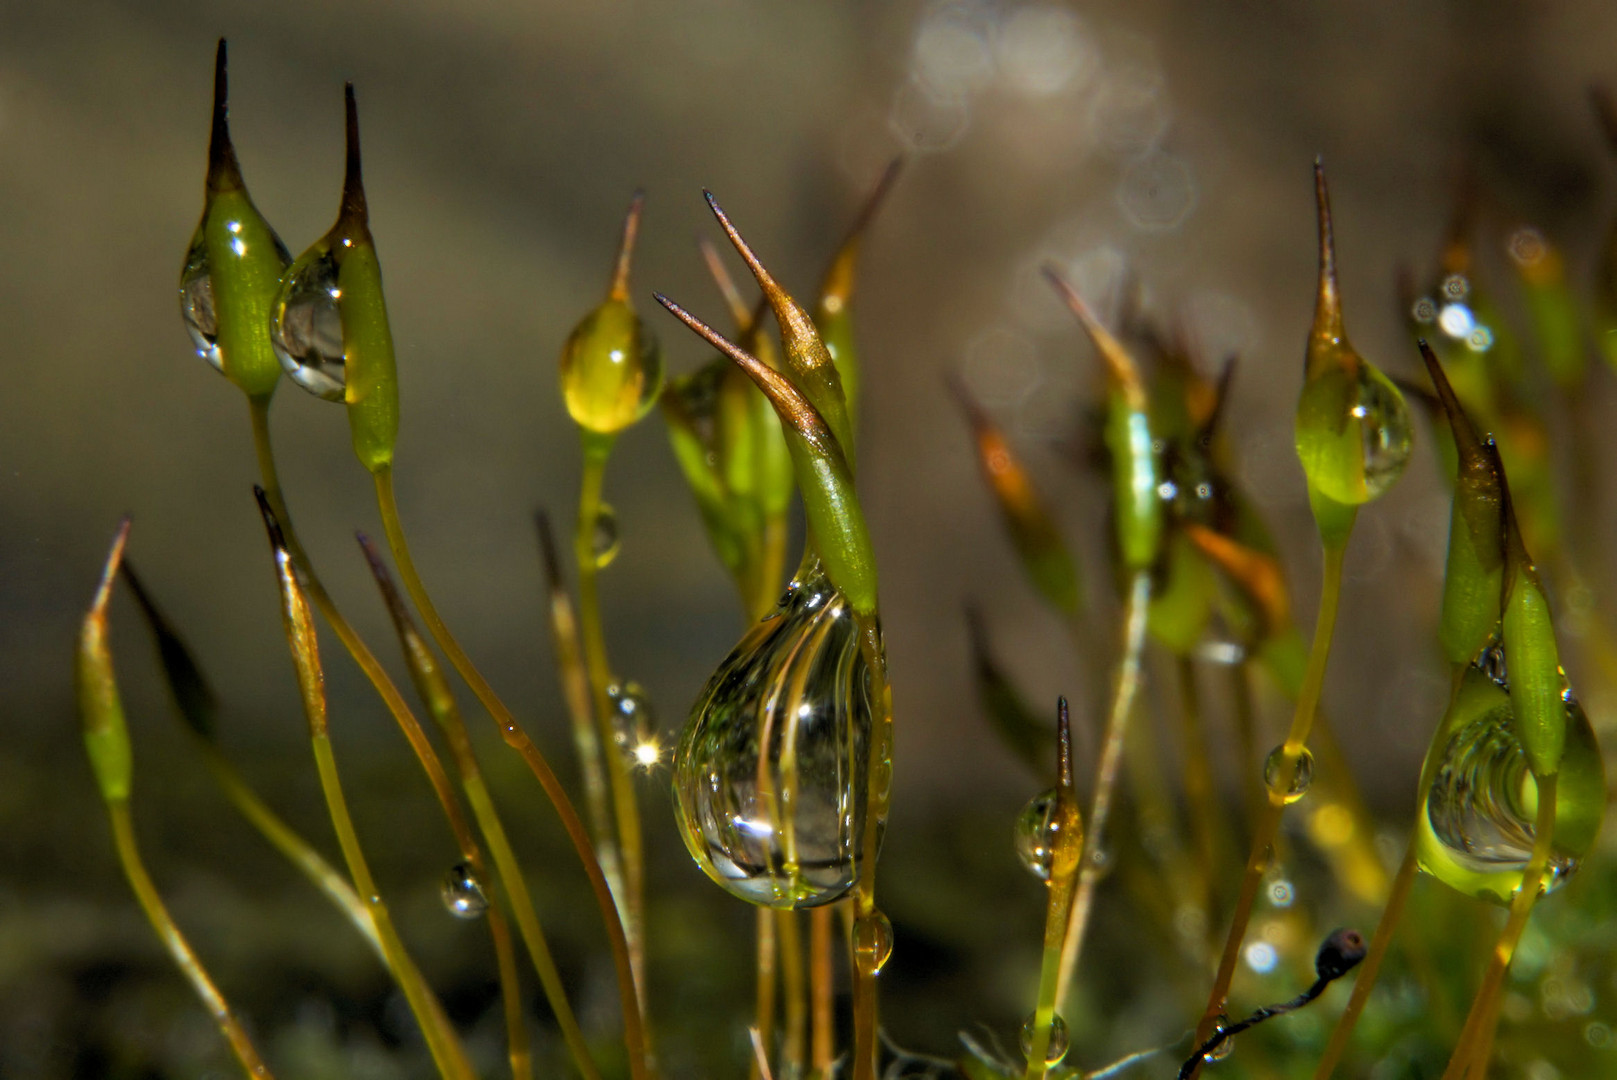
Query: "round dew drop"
591 504 622 569
180 236 224 373
440 861 489 919
1263 745 1315 804
853 910 894 975
1294 363 1413 504
271 247 348 401
1014 788 1067 883
1019 1013 1070 1066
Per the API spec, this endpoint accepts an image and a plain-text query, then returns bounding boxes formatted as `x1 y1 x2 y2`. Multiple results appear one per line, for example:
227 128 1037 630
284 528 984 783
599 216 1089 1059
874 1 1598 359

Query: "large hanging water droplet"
591 504 622 569
1014 788 1070 883
1263 746 1315 804
1294 362 1413 505
440 861 489 919
271 246 347 401
853 909 894 975
1019 1013 1070 1065
180 234 224 372
1416 664 1606 905
673 562 878 908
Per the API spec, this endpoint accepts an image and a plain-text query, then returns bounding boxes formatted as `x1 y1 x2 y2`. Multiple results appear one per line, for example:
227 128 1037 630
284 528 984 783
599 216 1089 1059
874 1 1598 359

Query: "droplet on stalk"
590 503 622 568
1263 745 1315 804
440 861 489 919
1294 161 1413 506
1018 1013 1070 1065
1415 661 1605 904
672 563 878 908
271 248 346 400
1014 789 1070 883
853 909 894 974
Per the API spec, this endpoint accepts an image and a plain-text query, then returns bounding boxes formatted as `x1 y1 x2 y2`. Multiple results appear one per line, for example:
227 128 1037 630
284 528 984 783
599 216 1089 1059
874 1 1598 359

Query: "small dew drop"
1411 296 1438 324
180 237 223 372
440 861 489 919
1014 789 1062 882
1509 228 1548 269
1264 746 1315 804
1441 273 1471 301
1018 1013 1070 1065
1205 1016 1235 1062
607 680 656 752
1467 326 1495 353
271 248 347 400
853 910 894 974
591 504 622 569
1267 879 1295 907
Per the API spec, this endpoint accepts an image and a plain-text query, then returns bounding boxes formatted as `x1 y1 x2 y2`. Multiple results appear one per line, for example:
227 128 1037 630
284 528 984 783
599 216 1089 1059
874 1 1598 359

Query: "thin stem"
1024 868 1079 1080
1189 540 1350 1078
753 908 779 1080
368 467 650 1079
308 736 477 1080
779 909 807 1078
1176 656 1221 947
810 906 834 1073
1439 772 1559 1080
1313 843 1420 1079
851 614 894 1080
757 513 790 620
1228 660 1260 848
107 802 274 1079
1056 569 1151 1010
572 431 648 1001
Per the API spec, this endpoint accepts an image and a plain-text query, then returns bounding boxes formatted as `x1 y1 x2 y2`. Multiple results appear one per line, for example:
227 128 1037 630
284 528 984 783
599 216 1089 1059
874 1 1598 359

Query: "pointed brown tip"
705 191 792 315
534 509 563 590
339 82 368 227
1042 263 1146 401
91 517 134 615
1055 696 1074 795
1312 158 1343 347
1198 356 1238 447
697 234 751 328
608 189 646 302
206 39 244 191
821 156 905 307
1416 339 1487 465
356 532 414 629
944 369 990 432
253 485 288 554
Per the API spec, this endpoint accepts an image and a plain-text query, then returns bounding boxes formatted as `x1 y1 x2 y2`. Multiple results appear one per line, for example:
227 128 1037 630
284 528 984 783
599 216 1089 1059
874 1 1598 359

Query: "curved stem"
779 909 807 1077
1176 656 1221 948
1439 772 1558 1080
573 431 647 1000
369 465 650 1080
1055 569 1151 1010
810 906 834 1073
851 614 894 1080
1312 842 1419 1079
107 802 274 1079
1189 540 1349 1078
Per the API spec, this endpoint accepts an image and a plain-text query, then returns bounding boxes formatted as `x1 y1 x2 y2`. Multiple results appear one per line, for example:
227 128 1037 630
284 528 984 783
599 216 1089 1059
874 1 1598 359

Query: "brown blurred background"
5 0 1617 1075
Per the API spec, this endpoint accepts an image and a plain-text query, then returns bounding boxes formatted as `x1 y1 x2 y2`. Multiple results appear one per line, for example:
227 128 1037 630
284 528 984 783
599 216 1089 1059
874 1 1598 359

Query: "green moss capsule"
180 41 290 401
1501 491 1566 778
560 192 665 435
1295 162 1413 509
78 520 135 803
271 85 399 474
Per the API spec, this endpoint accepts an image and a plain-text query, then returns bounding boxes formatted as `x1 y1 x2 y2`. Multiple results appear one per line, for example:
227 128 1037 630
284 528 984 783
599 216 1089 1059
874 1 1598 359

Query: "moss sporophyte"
77 41 1613 1080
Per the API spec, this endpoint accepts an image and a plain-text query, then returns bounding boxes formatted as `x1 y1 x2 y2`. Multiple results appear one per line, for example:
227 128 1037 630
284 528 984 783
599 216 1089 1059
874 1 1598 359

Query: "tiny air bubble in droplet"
1264 746 1315 804
440 861 489 919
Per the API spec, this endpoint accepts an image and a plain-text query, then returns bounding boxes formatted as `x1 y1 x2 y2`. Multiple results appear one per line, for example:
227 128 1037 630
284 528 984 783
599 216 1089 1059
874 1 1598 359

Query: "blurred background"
6 0 1617 1076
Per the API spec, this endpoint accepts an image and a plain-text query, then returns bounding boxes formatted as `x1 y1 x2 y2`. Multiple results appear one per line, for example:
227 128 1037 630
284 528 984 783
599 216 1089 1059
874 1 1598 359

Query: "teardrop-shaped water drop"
1204 1016 1235 1062
1019 1013 1070 1066
270 245 347 401
1295 363 1413 505
853 909 894 975
440 861 489 919
1014 788 1067 883
673 562 878 909
1263 745 1315 804
180 233 224 372
1416 664 1606 904
591 504 622 569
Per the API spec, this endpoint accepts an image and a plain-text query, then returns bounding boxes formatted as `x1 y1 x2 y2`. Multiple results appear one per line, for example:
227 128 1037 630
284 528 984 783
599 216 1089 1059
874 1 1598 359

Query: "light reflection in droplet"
912 11 995 103
997 6 1096 97
1117 150 1197 231
1437 303 1474 339
1411 297 1438 324
889 78 970 153
1509 227 1548 269
1090 63 1170 156
1244 941 1278 974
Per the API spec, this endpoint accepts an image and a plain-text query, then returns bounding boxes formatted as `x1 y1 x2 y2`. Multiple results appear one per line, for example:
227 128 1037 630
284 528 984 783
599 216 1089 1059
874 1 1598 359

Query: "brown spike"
820 156 904 313
704 192 827 366
1309 158 1345 366
252 485 289 555
608 189 645 303
1055 697 1075 801
1416 340 1490 473
698 234 752 329
339 83 368 228
1042 264 1147 408
355 532 416 634
206 39 244 192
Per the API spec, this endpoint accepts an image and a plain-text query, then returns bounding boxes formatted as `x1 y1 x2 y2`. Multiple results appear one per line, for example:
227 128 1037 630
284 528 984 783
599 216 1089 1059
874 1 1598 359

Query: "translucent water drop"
1411 296 1438 325
440 861 488 919
560 300 664 434
270 245 347 401
606 680 655 750
1416 664 1606 904
853 910 894 974
180 235 223 372
1204 1017 1235 1062
1018 1013 1070 1065
1295 363 1414 505
1014 788 1069 883
673 563 878 908
591 504 622 569
1264 746 1315 804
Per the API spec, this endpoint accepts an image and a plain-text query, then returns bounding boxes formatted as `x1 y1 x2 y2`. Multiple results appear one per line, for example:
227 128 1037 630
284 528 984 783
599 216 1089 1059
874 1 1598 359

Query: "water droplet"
1018 1013 1070 1065
1204 1017 1235 1062
560 300 664 434
591 504 621 569
1295 362 1413 504
1509 228 1548 269
673 563 878 908
1244 941 1279 974
1416 664 1606 904
1411 296 1438 324
853 910 894 974
440 861 488 919
1442 274 1471 301
1264 746 1315 804
1467 326 1494 353
1438 303 1475 340
1267 879 1295 907
270 245 347 400
1087 844 1115 878
180 235 224 372
1014 788 1073 883
607 679 655 749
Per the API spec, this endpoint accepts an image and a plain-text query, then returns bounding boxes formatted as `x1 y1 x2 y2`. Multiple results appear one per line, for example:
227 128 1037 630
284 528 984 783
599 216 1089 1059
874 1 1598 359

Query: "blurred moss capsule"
181 41 290 400
79 519 135 803
271 85 399 474
1295 162 1413 507
560 192 665 435
814 158 902 425
1508 228 1585 389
